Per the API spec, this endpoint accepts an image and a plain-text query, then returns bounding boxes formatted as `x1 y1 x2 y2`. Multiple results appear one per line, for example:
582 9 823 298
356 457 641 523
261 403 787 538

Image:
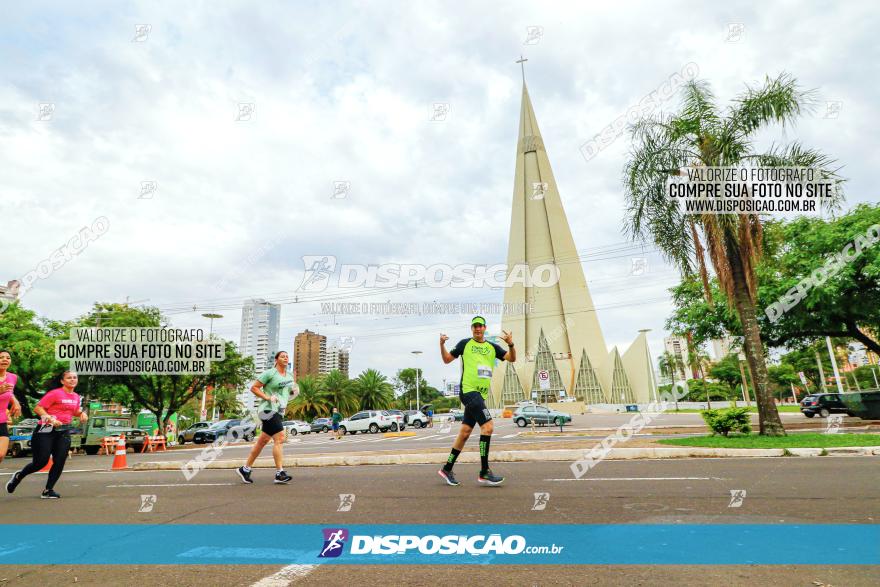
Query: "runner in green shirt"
237 351 296 485
438 316 515 486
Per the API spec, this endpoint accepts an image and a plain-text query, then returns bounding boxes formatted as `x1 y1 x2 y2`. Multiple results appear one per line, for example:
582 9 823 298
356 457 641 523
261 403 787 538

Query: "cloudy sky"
2 1 877 388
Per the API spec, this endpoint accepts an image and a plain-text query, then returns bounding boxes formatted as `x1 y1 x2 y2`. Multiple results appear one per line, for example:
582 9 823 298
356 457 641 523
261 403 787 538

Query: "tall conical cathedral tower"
489 80 658 408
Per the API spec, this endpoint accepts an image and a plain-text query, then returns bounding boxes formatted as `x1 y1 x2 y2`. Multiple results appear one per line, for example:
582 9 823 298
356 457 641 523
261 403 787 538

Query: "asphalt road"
0 456 877 586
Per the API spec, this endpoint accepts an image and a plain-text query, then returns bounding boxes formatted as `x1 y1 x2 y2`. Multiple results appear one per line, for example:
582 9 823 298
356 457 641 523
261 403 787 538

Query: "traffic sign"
538 369 550 390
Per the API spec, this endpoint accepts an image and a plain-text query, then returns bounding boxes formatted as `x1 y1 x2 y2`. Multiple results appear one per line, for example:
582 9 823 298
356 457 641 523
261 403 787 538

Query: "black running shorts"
261 413 284 437
460 391 492 427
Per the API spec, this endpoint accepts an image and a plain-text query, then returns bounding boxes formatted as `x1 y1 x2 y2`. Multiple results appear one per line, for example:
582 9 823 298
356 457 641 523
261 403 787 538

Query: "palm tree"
286 375 330 420
658 351 686 382
212 386 243 418
624 73 843 435
322 369 358 416
353 368 393 410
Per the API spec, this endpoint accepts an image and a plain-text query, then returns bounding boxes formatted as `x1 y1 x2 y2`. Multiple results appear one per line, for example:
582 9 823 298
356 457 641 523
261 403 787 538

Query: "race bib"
477 365 492 379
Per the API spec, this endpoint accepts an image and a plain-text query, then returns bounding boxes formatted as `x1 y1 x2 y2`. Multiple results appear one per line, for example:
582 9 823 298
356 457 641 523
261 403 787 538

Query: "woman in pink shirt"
0 350 24 464
6 370 87 499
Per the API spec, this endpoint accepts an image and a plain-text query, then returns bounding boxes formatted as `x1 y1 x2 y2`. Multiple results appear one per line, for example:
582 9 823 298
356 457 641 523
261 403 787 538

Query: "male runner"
438 316 515 486
237 351 295 484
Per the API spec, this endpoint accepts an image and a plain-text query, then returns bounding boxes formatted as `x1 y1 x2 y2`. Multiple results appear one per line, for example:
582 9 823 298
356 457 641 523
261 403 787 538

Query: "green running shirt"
450 338 507 398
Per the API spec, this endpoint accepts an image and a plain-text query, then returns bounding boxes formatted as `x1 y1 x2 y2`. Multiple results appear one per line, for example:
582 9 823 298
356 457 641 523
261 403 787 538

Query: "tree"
758 204 880 354
658 351 686 382
77 303 254 431
212 386 244 418
710 353 747 399
392 368 437 408
286 375 329 420
624 73 843 435
0 302 67 417
321 370 358 415
353 369 393 410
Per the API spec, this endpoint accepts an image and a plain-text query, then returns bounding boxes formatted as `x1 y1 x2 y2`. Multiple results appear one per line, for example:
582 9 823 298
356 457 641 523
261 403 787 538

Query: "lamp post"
412 350 423 412
201 313 223 420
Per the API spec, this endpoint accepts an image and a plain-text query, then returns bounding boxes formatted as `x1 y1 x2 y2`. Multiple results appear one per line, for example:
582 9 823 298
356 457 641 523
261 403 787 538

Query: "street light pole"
412 350 423 412
201 313 223 420
826 336 845 394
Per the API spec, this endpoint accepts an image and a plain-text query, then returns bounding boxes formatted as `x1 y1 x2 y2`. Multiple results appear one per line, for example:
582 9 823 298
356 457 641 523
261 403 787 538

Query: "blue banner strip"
0 524 876 565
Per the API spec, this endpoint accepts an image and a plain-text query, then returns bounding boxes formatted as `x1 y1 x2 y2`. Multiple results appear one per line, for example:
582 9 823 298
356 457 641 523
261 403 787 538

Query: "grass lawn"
657 432 880 448
668 406 802 413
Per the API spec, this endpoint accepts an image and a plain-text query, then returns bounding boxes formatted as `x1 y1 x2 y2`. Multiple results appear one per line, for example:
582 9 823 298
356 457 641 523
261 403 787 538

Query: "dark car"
177 421 212 445
192 419 256 444
310 417 333 433
449 409 464 422
801 393 852 418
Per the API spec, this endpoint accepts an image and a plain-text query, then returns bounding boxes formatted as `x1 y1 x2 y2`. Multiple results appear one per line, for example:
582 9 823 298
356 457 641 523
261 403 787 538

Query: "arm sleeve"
257 370 273 385
492 343 507 360
449 339 468 358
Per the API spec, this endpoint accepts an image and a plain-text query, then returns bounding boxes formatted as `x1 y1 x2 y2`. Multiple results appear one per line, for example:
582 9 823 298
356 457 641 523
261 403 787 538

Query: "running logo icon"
337 493 355 512
299 255 337 292
728 489 747 508
532 492 550 511
319 528 349 558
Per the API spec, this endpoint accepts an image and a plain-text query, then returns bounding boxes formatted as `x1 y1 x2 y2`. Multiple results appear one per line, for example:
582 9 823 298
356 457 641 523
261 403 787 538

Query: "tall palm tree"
353 368 393 411
286 375 330 420
624 73 843 435
658 351 686 382
212 386 243 418
322 369 358 416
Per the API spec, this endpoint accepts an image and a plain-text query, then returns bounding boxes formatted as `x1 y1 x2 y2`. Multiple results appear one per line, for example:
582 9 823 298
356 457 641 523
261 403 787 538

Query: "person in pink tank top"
6 370 88 499
0 350 24 465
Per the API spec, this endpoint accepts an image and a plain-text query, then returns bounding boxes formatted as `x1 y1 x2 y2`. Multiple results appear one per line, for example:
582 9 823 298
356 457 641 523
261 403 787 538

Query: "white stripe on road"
107 483 236 487
544 476 722 481
501 433 519 439
251 564 317 586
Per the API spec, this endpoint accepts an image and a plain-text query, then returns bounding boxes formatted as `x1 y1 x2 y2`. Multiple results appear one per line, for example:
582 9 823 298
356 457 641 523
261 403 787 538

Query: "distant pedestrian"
331 407 342 439
0 350 23 465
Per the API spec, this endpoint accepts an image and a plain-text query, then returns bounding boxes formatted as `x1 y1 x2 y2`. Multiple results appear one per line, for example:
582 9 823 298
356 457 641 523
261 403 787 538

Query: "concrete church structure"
488 76 658 410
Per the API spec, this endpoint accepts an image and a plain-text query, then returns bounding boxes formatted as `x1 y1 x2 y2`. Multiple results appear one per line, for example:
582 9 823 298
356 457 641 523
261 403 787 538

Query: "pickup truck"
76 414 147 454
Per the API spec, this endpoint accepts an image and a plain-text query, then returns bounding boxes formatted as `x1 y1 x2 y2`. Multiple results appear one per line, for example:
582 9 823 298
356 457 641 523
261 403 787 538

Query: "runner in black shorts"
237 351 295 485
438 316 515 486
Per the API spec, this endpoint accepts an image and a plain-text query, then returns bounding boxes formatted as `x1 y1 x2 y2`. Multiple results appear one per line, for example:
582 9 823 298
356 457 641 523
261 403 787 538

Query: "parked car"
404 409 428 428
283 420 311 435
177 421 212 445
310 417 333 433
192 419 256 444
7 420 38 458
386 409 408 424
801 393 852 418
338 410 396 435
385 411 406 431
449 409 464 422
513 405 571 427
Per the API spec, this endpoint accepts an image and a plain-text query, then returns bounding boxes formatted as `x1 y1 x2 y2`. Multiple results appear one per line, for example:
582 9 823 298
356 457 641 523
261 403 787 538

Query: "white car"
338 410 396 435
404 409 428 428
282 420 311 435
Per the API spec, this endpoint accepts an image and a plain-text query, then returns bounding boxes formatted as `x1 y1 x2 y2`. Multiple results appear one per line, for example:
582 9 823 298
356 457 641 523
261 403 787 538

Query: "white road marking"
544 476 723 481
501 433 519 439
107 483 236 487
251 564 317 586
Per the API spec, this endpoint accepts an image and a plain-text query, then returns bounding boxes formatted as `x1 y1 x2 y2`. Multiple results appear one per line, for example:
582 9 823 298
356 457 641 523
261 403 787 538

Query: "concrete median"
131 446 813 471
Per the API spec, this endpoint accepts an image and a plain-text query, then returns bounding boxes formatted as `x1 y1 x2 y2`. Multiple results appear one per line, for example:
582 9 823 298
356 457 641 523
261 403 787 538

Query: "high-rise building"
0 280 20 302
239 299 281 410
320 344 350 378
489 77 656 407
711 337 735 361
663 336 691 381
295 329 326 378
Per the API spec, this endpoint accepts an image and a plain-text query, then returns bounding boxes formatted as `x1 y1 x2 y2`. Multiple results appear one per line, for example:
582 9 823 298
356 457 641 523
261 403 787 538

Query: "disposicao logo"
319 528 349 558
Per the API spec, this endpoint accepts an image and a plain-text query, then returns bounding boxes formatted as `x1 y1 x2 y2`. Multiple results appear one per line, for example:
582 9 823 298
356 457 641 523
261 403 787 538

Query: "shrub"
701 407 751 436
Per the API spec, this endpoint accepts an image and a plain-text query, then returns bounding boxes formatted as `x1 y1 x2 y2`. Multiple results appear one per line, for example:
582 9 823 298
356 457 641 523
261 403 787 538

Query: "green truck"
74 413 147 455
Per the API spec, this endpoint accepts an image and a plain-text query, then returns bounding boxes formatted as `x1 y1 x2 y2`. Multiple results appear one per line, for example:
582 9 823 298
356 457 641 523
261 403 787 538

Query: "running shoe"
274 470 292 484
437 468 460 486
236 466 254 484
478 469 504 486
41 489 61 499
6 471 22 494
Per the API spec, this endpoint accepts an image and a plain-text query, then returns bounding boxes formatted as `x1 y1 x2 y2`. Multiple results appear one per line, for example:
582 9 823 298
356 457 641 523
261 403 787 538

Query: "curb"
129 445 880 471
